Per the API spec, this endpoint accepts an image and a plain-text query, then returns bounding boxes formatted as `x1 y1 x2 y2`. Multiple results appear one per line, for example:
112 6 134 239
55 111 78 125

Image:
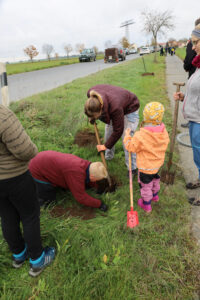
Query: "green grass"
175 48 186 61
6 55 104 75
0 55 199 300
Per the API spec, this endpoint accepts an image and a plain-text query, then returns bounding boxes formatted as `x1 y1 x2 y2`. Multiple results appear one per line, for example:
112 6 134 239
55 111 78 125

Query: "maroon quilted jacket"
29 150 101 208
87 84 140 149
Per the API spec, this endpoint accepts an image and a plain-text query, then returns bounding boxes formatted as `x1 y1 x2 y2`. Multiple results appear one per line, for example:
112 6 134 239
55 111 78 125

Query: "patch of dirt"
141 72 155 76
74 129 102 147
49 205 96 220
96 175 122 194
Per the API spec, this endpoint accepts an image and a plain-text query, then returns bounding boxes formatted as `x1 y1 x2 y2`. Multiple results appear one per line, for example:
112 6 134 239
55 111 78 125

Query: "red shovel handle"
129 152 134 209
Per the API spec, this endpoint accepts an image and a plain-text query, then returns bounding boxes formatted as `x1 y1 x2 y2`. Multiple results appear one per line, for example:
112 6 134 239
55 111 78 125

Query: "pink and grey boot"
152 193 159 202
138 198 152 213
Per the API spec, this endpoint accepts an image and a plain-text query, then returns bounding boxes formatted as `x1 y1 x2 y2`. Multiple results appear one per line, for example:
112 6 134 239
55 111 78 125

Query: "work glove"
89 118 96 125
99 202 108 212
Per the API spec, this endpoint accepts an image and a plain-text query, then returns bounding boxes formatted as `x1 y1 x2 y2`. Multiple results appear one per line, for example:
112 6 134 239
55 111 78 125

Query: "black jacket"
183 41 196 78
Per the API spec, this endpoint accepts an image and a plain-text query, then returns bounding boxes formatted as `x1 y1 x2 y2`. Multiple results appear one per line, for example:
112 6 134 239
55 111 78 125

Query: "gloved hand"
99 202 108 212
89 118 96 125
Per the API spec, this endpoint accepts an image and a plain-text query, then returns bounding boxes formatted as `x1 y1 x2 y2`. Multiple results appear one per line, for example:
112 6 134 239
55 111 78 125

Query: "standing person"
0 105 55 277
165 42 169 56
84 84 140 175
160 46 164 56
29 150 109 211
124 102 169 213
174 24 200 195
182 18 200 128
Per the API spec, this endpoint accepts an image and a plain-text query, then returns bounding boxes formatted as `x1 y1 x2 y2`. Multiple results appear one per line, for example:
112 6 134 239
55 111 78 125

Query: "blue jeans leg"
189 121 200 179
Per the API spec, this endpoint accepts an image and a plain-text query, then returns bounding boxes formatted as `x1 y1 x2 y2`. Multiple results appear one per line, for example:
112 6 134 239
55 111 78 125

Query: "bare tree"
104 40 112 49
119 37 130 49
93 46 98 55
76 43 85 54
64 44 73 58
23 45 39 62
141 10 174 62
42 44 54 61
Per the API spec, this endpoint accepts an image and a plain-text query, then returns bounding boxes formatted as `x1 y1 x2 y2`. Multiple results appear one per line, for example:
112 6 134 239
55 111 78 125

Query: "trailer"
104 48 119 63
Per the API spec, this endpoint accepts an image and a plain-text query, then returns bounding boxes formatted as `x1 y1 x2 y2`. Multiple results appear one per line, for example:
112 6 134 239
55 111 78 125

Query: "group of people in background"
0 17 200 277
160 43 175 56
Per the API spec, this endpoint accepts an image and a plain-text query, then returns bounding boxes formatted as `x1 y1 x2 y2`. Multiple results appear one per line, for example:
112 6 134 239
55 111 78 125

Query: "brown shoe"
186 179 200 189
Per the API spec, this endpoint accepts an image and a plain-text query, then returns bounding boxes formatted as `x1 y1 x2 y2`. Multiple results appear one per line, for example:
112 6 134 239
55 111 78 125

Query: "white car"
129 49 137 54
139 47 150 56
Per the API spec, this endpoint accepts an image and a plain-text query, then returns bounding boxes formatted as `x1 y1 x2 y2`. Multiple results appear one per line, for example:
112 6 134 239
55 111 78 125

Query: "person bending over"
29 150 108 211
84 84 140 176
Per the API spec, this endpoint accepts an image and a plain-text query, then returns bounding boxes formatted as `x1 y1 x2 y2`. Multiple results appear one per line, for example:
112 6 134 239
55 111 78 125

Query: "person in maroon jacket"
29 150 108 211
84 84 140 174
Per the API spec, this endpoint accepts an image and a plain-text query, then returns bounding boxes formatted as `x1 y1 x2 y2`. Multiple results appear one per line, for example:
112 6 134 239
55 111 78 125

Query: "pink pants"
138 175 160 203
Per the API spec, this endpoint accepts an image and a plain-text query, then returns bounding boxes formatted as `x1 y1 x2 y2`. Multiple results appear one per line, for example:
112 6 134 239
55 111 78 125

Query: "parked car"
124 48 130 55
79 49 96 62
118 47 126 61
129 48 137 54
139 47 151 56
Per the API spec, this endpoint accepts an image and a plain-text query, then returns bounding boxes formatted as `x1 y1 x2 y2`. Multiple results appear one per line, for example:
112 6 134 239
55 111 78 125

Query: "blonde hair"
84 90 103 118
143 102 164 125
90 162 108 180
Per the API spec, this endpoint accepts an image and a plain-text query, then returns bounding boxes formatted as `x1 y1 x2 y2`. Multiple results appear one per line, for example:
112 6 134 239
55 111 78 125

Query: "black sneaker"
181 122 189 128
99 203 108 212
29 247 55 277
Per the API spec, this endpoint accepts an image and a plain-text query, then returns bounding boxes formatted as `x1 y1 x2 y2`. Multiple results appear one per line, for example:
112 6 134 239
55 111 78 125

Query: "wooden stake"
0 62 10 107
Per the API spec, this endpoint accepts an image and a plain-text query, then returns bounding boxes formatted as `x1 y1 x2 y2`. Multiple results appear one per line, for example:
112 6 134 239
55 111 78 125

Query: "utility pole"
0 63 9 107
120 19 134 42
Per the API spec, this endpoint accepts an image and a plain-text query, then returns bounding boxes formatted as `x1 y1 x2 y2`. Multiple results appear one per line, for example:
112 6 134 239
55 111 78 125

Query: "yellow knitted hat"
143 102 164 125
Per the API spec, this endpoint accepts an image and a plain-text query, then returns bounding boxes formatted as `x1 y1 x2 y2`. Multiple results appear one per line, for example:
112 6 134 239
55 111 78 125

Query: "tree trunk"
153 37 158 63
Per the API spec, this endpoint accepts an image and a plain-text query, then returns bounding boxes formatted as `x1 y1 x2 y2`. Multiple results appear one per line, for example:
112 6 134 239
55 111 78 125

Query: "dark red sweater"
87 84 140 149
29 150 101 208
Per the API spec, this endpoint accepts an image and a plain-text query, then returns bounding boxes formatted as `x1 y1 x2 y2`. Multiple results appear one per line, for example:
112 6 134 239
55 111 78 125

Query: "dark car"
118 47 126 60
79 49 96 62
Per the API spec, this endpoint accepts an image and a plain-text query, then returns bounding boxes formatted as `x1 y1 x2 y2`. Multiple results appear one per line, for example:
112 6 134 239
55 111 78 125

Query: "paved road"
0 54 139 104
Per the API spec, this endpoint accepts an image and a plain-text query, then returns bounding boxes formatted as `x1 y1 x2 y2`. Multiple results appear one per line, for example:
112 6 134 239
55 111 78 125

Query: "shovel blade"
127 210 139 228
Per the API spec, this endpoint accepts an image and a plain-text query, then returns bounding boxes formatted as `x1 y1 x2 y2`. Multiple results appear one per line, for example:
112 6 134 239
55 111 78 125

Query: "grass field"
0 54 199 300
175 48 186 61
6 55 104 75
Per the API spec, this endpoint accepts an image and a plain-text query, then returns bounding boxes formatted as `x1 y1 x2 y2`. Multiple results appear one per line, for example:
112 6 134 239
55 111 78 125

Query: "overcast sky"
0 0 199 62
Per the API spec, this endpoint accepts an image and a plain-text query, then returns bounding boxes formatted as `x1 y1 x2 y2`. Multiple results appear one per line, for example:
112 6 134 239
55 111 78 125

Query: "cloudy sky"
0 0 199 62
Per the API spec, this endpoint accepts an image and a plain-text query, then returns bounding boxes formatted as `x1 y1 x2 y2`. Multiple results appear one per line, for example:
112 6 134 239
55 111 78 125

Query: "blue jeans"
189 121 200 178
105 111 139 170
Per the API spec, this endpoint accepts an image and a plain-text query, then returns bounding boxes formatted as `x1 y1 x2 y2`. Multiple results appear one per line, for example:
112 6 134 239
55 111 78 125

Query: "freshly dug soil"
142 72 155 76
74 129 100 147
50 205 96 220
96 175 122 194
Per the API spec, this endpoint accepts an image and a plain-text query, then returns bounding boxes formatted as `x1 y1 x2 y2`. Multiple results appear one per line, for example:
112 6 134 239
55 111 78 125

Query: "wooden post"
0 62 10 107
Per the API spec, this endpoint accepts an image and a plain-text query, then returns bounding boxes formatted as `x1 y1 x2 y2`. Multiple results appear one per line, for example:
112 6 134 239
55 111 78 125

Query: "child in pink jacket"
124 102 170 213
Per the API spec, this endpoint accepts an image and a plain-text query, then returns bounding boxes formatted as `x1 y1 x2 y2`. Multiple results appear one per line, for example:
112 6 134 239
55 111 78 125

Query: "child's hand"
125 128 131 136
123 128 132 147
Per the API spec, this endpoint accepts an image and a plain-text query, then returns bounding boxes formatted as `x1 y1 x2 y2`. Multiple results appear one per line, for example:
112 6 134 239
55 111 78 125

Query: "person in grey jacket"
174 24 200 192
181 18 200 128
0 105 55 276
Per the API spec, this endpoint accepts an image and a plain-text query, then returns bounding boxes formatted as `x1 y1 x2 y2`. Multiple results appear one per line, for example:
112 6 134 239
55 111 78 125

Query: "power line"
120 19 135 42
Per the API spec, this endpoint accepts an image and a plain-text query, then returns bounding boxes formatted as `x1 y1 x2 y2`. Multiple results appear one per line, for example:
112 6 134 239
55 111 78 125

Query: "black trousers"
0 171 43 260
